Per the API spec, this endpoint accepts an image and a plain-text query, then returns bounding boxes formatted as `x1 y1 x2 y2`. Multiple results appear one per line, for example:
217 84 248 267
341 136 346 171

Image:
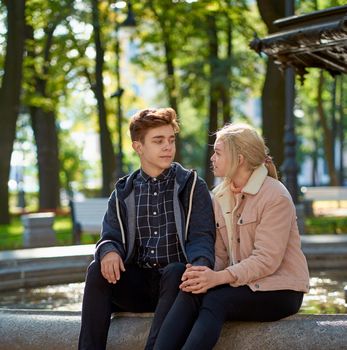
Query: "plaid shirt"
133 164 186 268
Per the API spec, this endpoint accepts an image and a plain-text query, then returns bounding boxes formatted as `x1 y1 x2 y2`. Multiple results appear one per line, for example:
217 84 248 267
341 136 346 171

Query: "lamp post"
280 0 299 203
111 1 136 179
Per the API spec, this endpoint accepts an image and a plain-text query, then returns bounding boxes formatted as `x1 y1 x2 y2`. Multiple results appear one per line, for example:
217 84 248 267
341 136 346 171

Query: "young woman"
153 123 310 350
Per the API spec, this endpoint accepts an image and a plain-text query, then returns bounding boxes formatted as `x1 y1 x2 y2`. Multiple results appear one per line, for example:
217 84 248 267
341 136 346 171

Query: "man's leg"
145 262 186 350
79 262 158 350
78 260 114 350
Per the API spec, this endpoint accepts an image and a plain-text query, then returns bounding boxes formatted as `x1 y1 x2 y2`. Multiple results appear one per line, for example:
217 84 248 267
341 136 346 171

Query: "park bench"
70 198 109 244
301 186 347 203
301 186 347 234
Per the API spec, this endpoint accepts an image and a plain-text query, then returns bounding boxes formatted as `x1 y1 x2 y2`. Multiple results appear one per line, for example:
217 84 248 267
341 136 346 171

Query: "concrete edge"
1 309 347 350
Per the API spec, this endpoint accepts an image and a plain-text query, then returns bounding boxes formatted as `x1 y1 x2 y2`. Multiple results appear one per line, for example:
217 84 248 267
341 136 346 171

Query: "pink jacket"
213 165 310 292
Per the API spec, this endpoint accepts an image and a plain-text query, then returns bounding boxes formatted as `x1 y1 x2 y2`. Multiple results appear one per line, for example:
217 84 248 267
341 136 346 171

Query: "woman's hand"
180 265 232 294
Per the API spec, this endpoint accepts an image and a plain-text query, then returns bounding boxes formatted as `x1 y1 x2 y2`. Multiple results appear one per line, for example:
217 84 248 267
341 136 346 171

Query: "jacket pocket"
237 213 257 226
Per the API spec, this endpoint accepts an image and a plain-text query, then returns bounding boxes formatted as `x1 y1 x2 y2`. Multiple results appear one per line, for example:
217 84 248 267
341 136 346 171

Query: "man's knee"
159 262 186 290
162 262 186 280
85 260 105 285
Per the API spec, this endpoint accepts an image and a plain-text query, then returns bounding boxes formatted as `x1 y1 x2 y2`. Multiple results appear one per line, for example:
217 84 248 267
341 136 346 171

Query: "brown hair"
216 123 278 180
129 108 180 142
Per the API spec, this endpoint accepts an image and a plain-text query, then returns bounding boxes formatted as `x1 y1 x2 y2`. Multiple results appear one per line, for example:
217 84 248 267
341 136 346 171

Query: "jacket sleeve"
94 191 126 261
227 193 295 286
185 178 216 268
213 200 229 271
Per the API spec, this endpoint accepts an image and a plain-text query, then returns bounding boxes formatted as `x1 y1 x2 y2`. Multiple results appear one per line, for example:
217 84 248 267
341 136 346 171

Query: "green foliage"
59 128 90 194
1 0 346 204
305 216 347 235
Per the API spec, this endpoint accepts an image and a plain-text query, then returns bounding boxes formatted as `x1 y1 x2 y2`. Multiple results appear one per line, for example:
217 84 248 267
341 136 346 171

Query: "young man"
78 107 215 350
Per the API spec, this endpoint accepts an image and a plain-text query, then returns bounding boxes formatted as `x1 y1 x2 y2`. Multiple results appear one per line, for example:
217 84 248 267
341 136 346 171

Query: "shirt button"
239 219 243 224
153 178 157 181
154 192 158 196
151 250 155 254
154 231 158 235
153 211 157 215
153 263 157 266
255 284 260 289
237 238 240 243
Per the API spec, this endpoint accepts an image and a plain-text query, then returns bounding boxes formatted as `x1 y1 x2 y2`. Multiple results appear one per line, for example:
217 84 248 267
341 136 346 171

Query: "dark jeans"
154 284 304 350
78 260 186 350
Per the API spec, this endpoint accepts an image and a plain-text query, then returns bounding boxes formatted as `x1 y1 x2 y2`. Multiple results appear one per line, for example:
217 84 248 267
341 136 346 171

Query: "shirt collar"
139 165 174 183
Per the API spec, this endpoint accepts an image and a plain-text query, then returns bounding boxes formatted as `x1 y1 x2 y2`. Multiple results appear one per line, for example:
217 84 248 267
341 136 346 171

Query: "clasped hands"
101 253 232 291
180 264 229 294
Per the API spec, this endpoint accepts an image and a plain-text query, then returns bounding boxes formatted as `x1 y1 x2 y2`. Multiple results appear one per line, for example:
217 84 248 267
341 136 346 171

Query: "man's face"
132 125 176 176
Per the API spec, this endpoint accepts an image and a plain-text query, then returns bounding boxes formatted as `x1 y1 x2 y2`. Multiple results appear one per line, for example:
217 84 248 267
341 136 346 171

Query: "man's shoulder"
115 169 141 196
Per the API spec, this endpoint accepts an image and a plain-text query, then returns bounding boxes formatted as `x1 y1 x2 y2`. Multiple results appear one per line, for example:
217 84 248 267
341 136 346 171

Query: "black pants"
78 260 186 350
154 284 304 350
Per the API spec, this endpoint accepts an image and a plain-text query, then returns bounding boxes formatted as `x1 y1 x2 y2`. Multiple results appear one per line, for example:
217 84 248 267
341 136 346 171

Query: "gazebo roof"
250 5 347 80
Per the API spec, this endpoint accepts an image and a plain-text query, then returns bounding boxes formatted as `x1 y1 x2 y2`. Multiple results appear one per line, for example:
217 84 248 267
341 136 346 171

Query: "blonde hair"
216 123 278 181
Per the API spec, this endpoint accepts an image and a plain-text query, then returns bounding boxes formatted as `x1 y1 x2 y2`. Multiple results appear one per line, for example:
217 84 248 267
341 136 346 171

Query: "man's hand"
101 252 125 284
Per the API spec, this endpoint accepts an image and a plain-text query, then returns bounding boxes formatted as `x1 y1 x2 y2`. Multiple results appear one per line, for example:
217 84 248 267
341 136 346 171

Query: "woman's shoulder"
259 176 293 201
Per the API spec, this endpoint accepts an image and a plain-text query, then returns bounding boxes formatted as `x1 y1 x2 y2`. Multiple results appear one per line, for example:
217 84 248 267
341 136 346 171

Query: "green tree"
23 0 78 210
91 0 117 195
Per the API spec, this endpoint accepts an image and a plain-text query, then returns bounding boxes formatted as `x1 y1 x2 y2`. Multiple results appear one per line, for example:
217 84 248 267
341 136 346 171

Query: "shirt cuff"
97 242 120 261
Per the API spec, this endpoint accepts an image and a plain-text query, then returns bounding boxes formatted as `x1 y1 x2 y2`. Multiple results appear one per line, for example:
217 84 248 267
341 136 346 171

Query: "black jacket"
95 163 215 268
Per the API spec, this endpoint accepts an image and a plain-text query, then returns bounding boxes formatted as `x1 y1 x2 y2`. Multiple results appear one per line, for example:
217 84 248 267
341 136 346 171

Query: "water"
0 271 346 314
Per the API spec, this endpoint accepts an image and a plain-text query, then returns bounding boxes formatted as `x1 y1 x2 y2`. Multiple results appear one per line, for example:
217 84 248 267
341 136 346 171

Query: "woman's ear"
238 154 245 165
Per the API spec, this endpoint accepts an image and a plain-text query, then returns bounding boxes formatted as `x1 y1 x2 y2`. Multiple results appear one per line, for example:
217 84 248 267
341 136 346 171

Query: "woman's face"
211 139 229 177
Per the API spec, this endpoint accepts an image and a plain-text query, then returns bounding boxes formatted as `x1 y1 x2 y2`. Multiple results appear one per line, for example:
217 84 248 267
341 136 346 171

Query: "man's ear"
132 141 142 155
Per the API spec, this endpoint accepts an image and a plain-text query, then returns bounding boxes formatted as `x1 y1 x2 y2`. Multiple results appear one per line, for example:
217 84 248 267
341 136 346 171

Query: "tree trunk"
311 135 318 186
91 0 116 196
221 10 232 125
25 22 61 210
163 40 182 163
30 108 60 209
205 15 219 188
317 70 338 186
256 0 285 169
150 2 182 163
0 0 26 224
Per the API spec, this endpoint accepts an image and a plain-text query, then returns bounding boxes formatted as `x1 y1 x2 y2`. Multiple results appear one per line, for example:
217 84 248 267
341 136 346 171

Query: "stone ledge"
0 309 346 350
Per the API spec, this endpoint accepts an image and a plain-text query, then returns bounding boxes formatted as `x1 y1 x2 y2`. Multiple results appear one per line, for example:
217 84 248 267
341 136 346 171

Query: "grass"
0 215 97 251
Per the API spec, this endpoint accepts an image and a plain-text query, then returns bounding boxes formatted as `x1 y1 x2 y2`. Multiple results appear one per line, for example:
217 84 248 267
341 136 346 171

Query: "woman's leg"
182 285 304 350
